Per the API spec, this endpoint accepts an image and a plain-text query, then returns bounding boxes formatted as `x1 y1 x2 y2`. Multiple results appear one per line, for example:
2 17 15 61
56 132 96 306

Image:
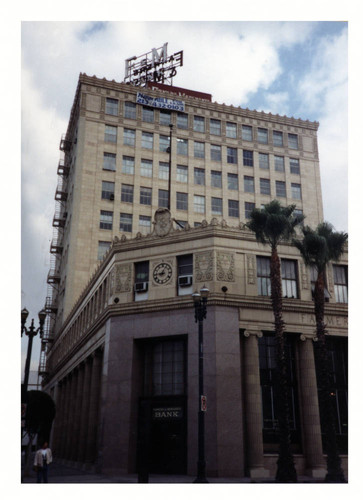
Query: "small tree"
245 200 304 482
293 222 347 482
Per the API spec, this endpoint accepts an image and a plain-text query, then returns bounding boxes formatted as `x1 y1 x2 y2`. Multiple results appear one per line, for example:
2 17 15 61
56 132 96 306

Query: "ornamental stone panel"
195 251 214 282
216 252 235 282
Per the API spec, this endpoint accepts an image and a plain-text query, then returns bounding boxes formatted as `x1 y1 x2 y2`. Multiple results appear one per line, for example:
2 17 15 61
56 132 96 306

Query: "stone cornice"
76 73 319 131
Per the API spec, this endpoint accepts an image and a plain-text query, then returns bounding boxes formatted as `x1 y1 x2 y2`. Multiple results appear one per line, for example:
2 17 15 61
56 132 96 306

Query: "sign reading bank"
136 92 185 112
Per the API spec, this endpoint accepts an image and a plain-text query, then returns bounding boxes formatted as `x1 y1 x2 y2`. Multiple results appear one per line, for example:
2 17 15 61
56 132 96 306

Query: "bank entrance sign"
124 43 183 87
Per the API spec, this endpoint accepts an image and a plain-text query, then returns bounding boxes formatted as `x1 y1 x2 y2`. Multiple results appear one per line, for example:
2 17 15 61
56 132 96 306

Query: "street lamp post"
21 307 47 397
192 285 209 483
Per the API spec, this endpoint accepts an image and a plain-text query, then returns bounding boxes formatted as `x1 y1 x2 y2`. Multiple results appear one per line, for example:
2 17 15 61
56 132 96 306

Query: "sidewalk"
21 460 322 484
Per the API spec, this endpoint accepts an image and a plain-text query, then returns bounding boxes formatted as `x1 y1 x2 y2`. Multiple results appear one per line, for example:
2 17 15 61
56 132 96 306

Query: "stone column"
72 362 85 462
65 369 78 461
243 330 270 479
298 335 326 478
59 375 71 459
85 350 103 468
52 381 63 455
77 356 92 464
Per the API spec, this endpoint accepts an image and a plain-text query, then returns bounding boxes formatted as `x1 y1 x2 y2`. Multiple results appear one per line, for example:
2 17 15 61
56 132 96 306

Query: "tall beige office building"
46 72 323 329
41 66 347 480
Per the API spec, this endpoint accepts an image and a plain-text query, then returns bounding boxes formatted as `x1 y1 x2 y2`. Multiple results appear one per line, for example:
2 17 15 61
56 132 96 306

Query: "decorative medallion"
216 252 235 282
114 264 132 293
246 254 255 284
195 251 214 282
152 262 173 285
153 208 173 237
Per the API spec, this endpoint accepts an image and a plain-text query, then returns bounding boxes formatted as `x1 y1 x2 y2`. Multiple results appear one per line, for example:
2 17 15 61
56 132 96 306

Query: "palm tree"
293 222 348 482
245 200 303 482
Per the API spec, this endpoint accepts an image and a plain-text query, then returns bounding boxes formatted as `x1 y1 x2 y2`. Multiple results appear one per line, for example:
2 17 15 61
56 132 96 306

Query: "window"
257 128 268 144
210 119 221 135
140 159 153 178
159 135 170 152
121 184 134 203
101 181 115 200
124 101 136 119
227 147 237 164
243 150 253 167
291 183 301 200
176 192 188 211
288 133 298 149
333 265 348 303
141 131 153 149
259 333 301 450
104 125 117 143
228 173 238 190
158 162 169 180
210 144 221 162
100 210 113 230
177 138 188 155
103 152 116 171
123 128 135 147
178 254 193 276
242 125 253 141
177 112 188 129
142 106 154 123
194 222 202 227
281 259 298 298
143 339 186 396
259 153 269 169
135 260 149 284
122 155 135 175
260 178 271 195
273 130 283 147
120 213 132 232
194 195 205 214
158 189 169 208
176 220 187 228
139 216 151 234
228 199 239 218
105 97 118 115
226 122 237 138
194 168 205 186
140 187 152 205
211 197 223 215
159 110 171 125
176 165 188 183
97 241 111 260
194 141 205 159
274 155 285 172
211 170 222 188
193 115 205 132
245 202 255 219
290 158 300 175
244 175 254 193
314 337 348 453
276 180 286 197
257 256 270 296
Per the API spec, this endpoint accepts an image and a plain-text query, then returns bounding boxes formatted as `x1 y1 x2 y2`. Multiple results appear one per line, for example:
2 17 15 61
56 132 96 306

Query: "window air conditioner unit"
110 194 115 201
178 275 193 287
134 282 148 293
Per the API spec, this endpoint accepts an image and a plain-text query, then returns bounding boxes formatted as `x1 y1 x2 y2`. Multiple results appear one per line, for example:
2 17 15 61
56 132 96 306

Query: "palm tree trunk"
270 247 297 482
314 271 345 482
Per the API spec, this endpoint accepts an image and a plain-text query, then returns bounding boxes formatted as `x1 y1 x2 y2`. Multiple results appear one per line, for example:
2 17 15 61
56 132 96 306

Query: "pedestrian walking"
34 441 52 483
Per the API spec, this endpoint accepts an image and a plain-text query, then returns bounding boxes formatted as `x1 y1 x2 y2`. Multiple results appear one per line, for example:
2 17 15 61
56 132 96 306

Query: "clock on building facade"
153 262 173 284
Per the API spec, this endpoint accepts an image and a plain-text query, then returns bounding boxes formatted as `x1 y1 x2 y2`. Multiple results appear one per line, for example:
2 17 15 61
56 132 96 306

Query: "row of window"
105 98 300 148
257 256 348 303
104 149 300 177
104 127 301 172
101 178 302 205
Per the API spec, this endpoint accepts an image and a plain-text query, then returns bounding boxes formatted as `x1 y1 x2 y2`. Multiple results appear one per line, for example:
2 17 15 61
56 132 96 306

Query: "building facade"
41 73 347 479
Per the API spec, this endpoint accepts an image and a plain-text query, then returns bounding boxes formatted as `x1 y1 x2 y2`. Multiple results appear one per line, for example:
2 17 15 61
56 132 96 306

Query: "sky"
2 1 362 496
